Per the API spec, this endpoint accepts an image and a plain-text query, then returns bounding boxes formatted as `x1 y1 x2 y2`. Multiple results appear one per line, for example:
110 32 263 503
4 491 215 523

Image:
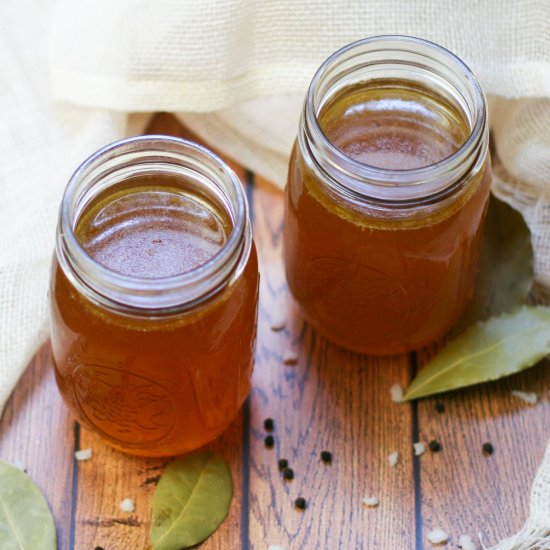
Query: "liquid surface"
319 81 469 170
77 182 228 278
52 176 259 456
284 79 491 355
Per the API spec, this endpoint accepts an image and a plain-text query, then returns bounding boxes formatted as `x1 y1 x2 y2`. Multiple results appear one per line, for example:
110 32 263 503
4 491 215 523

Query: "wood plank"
74 411 244 550
415 349 550 548
0 344 74 550
248 175 416 549
73 428 164 550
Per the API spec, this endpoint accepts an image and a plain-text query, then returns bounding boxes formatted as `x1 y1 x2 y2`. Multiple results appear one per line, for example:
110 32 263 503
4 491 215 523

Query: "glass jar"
284 36 491 355
50 136 258 456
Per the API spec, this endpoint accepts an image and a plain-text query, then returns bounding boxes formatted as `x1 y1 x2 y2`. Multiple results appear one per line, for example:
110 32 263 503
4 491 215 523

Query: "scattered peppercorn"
271 322 286 332
320 450 332 464
283 467 294 480
142 474 161 486
278 458 288 471
264 418 274 432
434 401 446 413
264 435 274 448
294 497 306 510
428 439 442 453
482 442 494 456
94 547 105 550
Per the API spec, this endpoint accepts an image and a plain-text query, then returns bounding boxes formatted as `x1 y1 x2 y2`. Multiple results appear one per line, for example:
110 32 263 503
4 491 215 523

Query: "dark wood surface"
0 113 549 550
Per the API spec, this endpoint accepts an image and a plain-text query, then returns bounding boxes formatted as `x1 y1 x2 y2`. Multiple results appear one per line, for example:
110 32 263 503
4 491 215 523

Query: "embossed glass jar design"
284 36 491 355
50 136 258 456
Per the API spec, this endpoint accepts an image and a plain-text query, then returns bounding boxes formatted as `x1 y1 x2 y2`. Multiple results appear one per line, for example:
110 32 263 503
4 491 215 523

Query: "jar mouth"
303 35 488 203
57 135 250 313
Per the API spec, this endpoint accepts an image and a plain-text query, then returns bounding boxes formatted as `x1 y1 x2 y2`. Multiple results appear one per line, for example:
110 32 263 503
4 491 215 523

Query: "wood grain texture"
415 349 550 548
0 113 549 550
248 175 416 550
0 344 74 550
74 413 245 550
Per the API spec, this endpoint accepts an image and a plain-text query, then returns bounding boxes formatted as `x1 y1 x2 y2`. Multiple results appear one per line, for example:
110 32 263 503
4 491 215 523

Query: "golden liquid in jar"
284 80 491 354
51 175 258 456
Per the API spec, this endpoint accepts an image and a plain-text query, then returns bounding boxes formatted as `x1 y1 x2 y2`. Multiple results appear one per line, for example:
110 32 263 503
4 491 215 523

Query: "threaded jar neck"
56 135 251 315
300 35 488 206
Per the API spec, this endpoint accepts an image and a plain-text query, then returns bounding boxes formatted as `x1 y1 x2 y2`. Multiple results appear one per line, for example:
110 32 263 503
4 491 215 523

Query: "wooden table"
1 113 549 550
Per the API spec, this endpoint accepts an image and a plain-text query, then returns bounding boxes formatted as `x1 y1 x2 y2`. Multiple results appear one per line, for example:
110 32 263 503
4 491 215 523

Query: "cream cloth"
2 0 550 547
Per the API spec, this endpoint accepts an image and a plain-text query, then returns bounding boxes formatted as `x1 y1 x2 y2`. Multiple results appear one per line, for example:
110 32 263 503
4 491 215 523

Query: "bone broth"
284 37 491 355
50 138 258 456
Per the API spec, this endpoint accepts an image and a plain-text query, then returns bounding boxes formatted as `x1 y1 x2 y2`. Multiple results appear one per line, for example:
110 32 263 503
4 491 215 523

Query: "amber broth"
51 175 258 456
284 80 491 354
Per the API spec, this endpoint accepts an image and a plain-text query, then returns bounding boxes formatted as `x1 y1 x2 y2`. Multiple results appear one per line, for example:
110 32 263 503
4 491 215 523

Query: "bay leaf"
0 460 57 550
149 450 233 550
404 305 550 400
450 194 533 337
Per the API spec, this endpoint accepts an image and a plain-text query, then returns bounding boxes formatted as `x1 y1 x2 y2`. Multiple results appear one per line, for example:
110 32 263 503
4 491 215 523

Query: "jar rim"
57 135 251 313
303 35 488 203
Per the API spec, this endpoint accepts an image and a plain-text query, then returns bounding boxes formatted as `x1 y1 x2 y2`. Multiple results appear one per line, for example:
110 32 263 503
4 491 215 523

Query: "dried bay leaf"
149 450 233 550
404 305 550 400
451 194 534 336
0 460 57 549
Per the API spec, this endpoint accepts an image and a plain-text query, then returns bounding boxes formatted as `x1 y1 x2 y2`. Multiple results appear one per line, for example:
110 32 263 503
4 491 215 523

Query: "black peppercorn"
434 401 445 413
294 497 306 510
264 435 274 448
320 450 332 464
482 442 494 456
95 547 105 550
283 467 294 480
264 418 274 432
428 439 442 452
278 458 288 471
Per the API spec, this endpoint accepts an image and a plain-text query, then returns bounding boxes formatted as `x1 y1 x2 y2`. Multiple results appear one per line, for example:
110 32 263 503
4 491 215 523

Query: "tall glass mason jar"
284 36 491 355
50 136 259 456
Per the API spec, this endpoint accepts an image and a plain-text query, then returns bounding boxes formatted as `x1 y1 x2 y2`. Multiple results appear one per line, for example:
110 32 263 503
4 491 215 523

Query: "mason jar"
50 136 259 456
284 36 491 355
